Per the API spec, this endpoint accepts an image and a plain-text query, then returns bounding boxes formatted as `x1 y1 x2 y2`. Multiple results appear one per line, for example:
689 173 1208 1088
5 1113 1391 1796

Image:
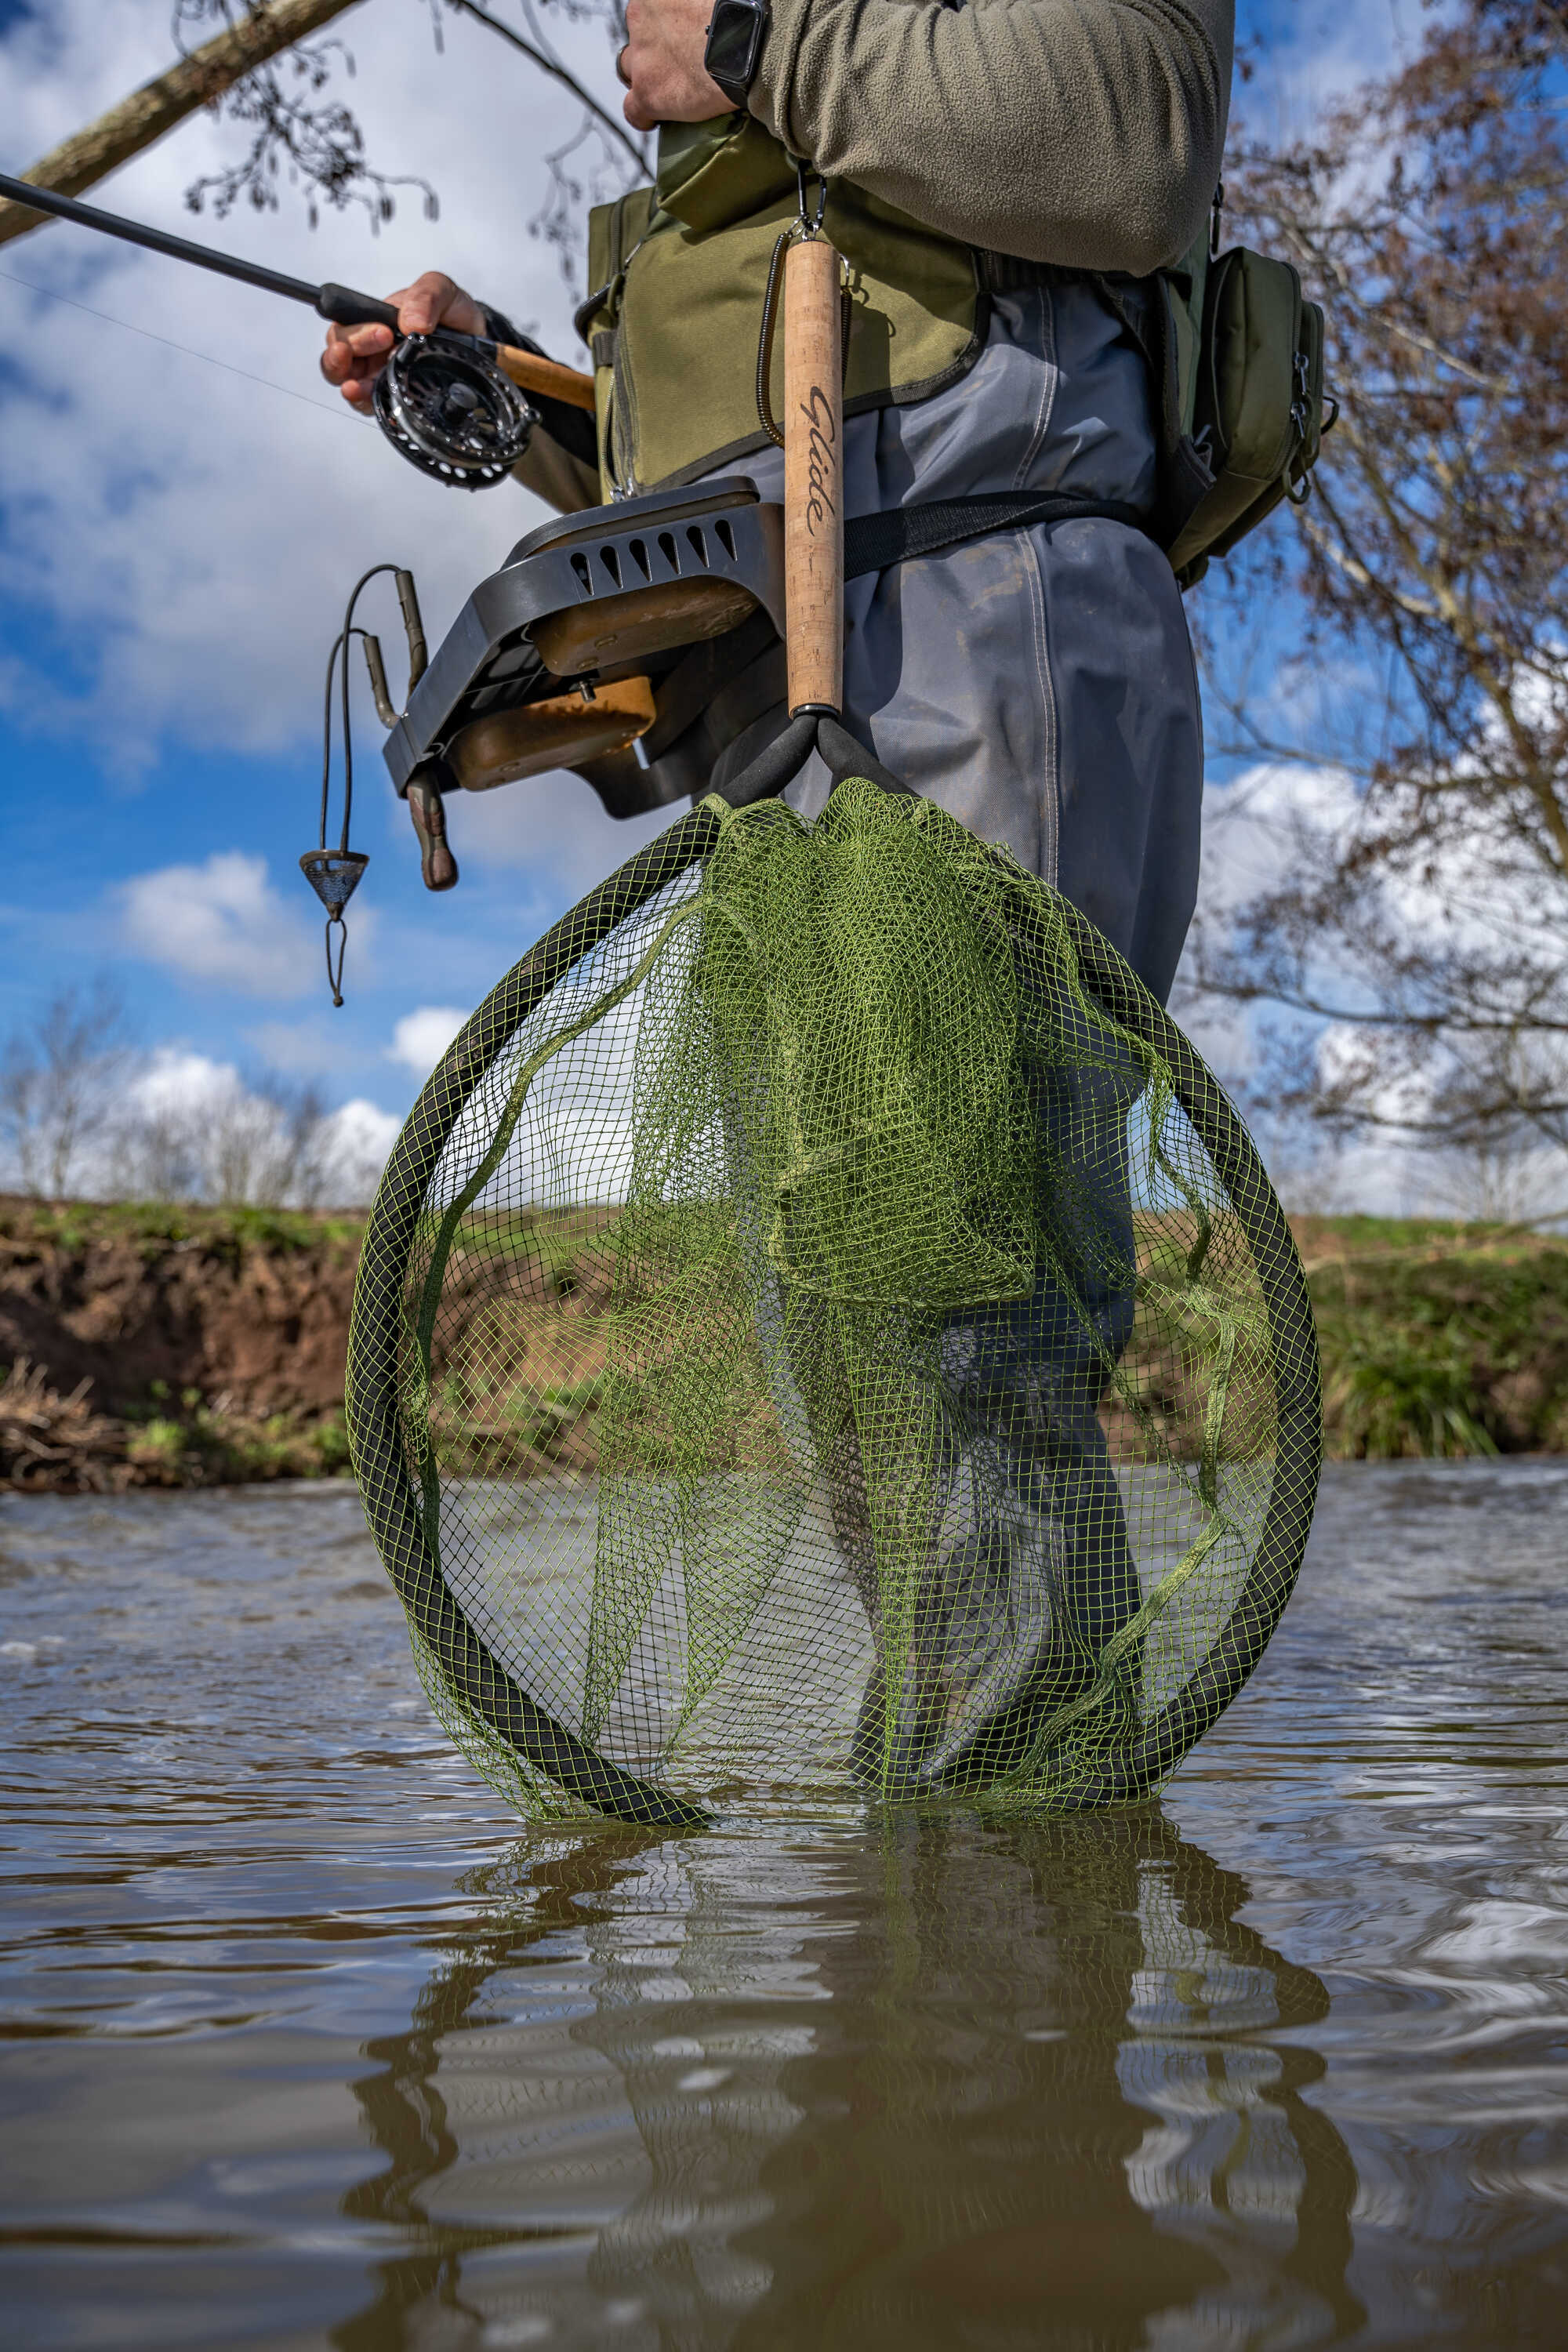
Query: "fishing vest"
580 116 987 496
579 117 1328 591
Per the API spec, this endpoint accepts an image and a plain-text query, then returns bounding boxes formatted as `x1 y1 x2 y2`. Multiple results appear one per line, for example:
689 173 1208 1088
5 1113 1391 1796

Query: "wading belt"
843 487 1148 577
637 486 1151 794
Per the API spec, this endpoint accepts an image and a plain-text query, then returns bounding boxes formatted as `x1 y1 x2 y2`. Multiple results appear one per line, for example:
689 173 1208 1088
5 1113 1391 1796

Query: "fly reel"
372 335 536 488
0 172 583 496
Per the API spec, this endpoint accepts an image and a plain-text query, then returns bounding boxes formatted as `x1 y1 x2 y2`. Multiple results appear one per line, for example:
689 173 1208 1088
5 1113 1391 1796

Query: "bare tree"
114 1066 338 1205
0 983 136 1200
0 0 366 246
171 0 437 227
209 1069 332 1203
0 0 648 281
1184 0 1568 1193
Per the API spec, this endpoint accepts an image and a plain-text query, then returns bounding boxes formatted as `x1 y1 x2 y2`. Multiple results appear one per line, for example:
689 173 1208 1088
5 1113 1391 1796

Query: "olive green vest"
582 117 985 497
580 129 1330 592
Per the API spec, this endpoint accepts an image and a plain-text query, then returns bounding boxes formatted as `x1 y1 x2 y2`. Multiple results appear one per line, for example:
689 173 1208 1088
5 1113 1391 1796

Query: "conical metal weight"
299 850 369 916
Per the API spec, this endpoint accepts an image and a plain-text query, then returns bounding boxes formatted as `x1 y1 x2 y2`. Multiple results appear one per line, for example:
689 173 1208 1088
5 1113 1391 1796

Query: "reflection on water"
3 1462 1568 2348
337 1817 1361 2352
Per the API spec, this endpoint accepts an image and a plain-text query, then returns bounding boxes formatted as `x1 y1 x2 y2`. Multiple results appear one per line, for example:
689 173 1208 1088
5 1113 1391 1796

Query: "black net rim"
346 786 1321 1830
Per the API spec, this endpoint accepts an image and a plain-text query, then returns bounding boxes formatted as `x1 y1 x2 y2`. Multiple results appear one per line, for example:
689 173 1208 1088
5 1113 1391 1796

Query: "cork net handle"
783 234 845 717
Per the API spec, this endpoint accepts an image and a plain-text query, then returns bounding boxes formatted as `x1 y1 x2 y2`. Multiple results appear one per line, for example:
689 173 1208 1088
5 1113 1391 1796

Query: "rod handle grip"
316 282 402 331
783 235 844 718
492 343 598 414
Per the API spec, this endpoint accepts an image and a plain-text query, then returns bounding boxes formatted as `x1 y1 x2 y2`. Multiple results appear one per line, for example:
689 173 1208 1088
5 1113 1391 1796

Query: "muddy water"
3 1461 1567 2350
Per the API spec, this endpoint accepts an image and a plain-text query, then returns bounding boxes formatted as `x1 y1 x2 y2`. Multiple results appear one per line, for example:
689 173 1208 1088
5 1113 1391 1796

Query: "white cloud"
317 1096 401 1203
118 850 322 996
119 1050 397 1203
446 769 678 913
244 1015 363 1076
1175 741 1568 1216
1172 758 1359 1087
128 1046 242 1119
388 1002 469 1074
1234 0 1439 143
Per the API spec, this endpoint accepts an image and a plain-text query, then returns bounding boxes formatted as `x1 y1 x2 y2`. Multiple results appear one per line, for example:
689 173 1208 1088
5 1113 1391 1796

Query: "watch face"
706 0 765 98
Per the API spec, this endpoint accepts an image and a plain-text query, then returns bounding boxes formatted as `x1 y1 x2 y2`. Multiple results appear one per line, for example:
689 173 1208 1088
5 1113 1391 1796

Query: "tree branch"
0 0 366 249
445 0 649 175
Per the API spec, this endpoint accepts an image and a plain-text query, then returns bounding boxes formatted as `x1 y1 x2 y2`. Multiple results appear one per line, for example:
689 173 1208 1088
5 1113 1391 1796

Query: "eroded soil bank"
0 1198 358 1490
4 1196 1568 1490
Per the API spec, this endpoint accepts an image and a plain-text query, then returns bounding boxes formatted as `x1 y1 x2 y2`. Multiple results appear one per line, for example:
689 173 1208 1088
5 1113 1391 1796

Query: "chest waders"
346 220 1321 1826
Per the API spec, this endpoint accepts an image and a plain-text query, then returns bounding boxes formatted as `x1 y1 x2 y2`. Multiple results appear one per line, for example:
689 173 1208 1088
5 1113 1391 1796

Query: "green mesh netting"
347 779 1320 1827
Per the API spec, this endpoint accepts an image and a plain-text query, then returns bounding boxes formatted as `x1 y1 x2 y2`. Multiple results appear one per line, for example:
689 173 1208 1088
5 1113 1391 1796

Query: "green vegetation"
122 1397 354 1485
1301 1219 1568 1459
0 1196 362 1261
8 1200 1568 1487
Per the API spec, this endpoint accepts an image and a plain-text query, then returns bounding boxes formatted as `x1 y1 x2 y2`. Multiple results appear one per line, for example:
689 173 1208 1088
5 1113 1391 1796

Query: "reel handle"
407 772 459 891
783 234 844 717
396 568 428 688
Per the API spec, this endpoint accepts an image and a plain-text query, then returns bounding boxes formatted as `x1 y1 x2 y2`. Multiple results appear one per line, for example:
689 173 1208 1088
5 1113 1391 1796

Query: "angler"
0 14 1327 1813
314 0 1298 1009
322 0 1333 1797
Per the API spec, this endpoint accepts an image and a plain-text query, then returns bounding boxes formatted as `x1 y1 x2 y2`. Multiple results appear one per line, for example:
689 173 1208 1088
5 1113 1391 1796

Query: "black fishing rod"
0 168 411 332
0 169 594 487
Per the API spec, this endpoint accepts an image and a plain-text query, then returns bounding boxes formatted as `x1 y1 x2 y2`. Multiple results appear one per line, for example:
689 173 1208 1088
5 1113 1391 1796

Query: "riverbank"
4 1195 1567 1490
0 1197 357 1492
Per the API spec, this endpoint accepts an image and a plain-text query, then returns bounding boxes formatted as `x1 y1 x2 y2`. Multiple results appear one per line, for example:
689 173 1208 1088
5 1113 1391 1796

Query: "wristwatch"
704 0 771 111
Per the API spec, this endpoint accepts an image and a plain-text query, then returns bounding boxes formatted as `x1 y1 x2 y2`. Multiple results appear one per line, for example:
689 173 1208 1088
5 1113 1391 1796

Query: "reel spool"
372 335 536 489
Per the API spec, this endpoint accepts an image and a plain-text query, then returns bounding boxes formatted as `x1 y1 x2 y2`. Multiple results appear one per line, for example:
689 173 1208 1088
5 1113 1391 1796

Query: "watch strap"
705 0 771 110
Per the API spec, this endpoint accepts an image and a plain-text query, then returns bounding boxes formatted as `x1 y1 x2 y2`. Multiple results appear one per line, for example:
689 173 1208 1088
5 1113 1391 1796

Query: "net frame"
347 754 1320 1831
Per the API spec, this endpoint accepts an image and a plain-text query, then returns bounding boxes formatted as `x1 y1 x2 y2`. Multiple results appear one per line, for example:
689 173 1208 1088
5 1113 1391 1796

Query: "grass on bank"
1298 1217 1568 1459
0 1196 363 1261
6 1200 1568 1484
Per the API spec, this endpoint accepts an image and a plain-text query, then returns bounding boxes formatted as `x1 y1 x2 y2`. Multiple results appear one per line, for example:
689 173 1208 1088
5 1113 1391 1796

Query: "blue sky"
0 0 1421 1192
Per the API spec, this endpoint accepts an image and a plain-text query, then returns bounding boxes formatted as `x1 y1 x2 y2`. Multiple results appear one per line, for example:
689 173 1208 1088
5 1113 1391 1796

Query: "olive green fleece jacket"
749 0 1232 276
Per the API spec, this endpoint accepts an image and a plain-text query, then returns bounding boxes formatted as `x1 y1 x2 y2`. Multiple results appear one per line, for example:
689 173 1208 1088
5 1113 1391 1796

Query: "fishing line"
0 264 354 421
0 174 583 485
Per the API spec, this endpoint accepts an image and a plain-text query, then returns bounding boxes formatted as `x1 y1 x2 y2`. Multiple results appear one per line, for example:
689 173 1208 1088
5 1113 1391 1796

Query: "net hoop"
347 764 1320 1828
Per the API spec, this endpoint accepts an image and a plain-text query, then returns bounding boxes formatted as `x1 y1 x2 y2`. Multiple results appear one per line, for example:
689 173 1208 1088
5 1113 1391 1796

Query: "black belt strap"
637 488 1152 800
844 489 1149 579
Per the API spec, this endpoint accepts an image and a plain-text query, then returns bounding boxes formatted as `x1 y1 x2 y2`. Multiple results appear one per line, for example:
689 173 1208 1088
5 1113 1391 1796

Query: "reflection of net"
347 781 1319 1823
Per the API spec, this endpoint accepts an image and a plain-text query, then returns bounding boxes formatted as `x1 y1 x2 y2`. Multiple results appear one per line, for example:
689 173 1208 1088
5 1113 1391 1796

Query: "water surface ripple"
3 1461 1567 2348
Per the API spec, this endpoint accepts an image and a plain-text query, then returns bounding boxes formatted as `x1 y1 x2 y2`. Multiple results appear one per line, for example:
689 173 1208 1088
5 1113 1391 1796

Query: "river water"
3 1461 1567 2350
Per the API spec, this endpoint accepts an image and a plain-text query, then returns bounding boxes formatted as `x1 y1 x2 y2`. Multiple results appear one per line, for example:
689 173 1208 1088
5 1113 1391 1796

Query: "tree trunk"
0 0 367 250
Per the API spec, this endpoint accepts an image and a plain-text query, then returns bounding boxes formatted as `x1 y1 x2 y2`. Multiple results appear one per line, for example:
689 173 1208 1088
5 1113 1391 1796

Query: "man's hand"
320 272 487 408
619 0 733 133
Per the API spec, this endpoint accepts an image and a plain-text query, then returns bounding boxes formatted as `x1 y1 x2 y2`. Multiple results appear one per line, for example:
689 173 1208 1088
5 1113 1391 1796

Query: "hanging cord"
307 563 427 1006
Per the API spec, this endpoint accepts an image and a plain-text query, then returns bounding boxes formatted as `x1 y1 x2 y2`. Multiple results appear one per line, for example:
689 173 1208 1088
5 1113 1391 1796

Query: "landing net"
347 779 1320 1826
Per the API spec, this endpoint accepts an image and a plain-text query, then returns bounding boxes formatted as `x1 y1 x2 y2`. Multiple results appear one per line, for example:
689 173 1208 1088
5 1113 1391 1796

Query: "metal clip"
756 185 848 448
794 158 829 241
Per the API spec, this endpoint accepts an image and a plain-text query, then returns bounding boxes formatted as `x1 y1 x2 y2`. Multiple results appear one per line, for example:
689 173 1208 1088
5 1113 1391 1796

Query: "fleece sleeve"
749 0 1232 276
